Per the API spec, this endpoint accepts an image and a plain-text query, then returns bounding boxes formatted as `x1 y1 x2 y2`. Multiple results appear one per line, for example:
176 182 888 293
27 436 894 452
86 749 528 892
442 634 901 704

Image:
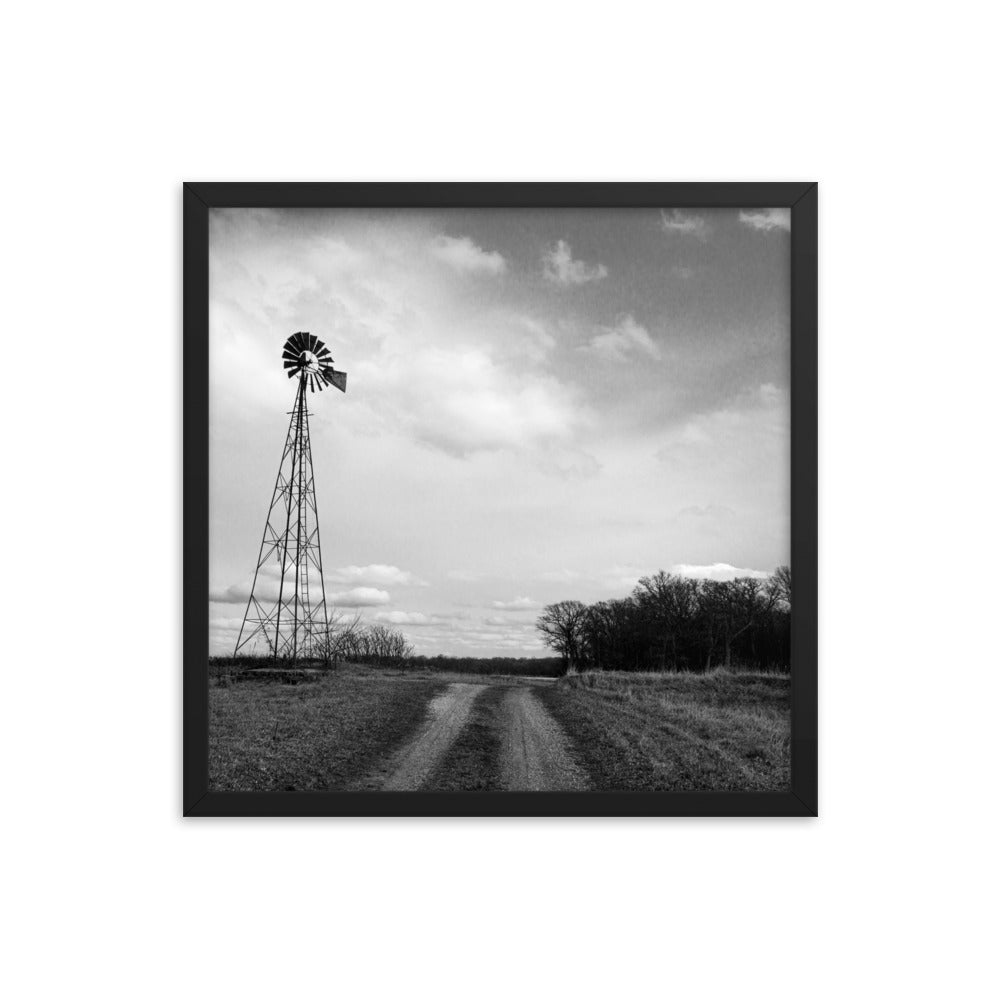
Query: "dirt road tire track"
499 687 588 791
379 683 483 791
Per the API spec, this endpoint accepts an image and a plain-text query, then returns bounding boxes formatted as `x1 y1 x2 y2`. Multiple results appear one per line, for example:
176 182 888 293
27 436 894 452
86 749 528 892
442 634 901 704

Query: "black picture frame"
184 182 817 818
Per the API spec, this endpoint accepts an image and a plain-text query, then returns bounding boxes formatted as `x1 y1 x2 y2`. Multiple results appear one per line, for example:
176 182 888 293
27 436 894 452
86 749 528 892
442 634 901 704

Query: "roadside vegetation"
210 653 563 677
539 670 790 791
209 666 444 791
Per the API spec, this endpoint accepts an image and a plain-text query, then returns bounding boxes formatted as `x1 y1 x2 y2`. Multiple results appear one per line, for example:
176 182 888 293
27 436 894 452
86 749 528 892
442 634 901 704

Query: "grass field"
209 663 791 792
539 670 791 792
209 655 562 678
209 667 445 791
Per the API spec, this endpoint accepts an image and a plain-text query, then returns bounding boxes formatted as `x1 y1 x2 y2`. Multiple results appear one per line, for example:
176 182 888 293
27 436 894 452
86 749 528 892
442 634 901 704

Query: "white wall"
4 3 996 997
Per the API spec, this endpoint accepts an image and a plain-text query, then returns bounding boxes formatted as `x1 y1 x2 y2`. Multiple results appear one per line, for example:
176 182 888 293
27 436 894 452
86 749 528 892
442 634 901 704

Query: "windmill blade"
279 334 344 394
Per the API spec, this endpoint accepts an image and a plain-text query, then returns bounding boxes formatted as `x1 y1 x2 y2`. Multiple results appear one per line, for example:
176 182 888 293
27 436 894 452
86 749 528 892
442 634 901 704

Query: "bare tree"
357 623 413 666
537 568 790 674
633 572 700 670
319 609 364 665
536 601 589 674
702 578 778 669
582 599 637 671
769 565 792 610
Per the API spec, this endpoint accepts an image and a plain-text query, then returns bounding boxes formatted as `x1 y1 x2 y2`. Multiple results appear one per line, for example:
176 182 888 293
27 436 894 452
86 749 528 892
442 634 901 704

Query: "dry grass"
540 670 791 792
209 666 445 791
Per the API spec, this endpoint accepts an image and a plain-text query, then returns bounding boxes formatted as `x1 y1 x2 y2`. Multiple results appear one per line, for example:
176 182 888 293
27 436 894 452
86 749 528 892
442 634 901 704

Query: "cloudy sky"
208 206 790 657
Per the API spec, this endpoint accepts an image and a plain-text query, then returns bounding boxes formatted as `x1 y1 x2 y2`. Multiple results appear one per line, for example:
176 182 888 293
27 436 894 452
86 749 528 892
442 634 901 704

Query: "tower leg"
235 375 330 662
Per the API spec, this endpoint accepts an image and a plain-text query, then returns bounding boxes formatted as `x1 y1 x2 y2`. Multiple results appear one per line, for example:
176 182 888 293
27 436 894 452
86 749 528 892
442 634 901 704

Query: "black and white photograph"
202 198 803 800
12 4 1000 998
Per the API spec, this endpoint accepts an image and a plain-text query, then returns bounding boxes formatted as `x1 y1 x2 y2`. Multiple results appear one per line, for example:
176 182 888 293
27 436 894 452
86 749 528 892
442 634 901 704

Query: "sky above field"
208 206 790 657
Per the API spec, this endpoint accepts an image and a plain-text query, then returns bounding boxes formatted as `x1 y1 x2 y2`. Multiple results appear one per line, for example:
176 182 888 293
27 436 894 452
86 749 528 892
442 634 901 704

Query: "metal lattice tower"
235 333 347 661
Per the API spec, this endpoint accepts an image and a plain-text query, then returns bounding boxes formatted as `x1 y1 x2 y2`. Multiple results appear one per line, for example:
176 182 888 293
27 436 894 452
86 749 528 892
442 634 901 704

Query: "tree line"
408 655 564 677
535 566 791 674
322 613 413 666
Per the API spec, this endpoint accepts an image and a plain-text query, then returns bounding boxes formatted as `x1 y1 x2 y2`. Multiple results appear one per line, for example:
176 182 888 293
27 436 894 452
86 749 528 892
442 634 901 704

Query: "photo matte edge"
182 182 818 818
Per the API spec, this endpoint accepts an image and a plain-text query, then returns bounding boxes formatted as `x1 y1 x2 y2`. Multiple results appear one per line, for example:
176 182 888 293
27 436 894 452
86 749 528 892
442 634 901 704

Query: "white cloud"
209 615 245 634
330 587 390 607
510 315 557 364
210 564 402 607
209 567 283 605
669 563 770 581
328 564 426 587
429 235 506 274
542 239 608 285
660 209 708 240
209 584 251 605
357 346 584 457
374 610 442 626
657 383 787 461
582 315 661 363
491 596 540 610
371 611 553 656
534 561 771 596
738 208 790 233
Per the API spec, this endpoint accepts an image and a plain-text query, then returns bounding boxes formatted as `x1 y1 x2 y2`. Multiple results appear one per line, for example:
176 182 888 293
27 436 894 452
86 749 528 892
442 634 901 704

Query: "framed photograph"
184 182 817 817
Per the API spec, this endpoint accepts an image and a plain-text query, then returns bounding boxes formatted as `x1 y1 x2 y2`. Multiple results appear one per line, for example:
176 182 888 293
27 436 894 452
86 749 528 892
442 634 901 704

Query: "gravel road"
380 683 483 791
498 686 588 791
373 680 587 792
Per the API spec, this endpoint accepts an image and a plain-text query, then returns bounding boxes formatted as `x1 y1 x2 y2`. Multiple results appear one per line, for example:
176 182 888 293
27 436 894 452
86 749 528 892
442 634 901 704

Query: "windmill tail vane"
235 333 347 663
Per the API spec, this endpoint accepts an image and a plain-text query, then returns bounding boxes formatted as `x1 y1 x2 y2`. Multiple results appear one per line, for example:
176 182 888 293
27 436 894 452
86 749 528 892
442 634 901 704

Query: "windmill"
234 333 347 662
